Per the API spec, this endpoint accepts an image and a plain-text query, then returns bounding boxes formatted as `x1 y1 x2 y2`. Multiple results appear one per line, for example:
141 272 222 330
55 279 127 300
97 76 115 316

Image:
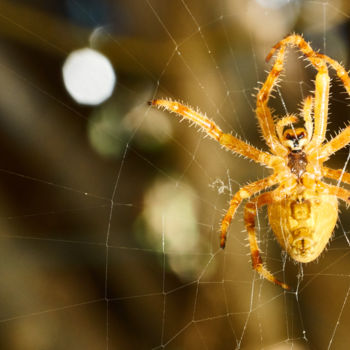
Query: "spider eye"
285 133 295 140
284 131 306 141
298 132 305 140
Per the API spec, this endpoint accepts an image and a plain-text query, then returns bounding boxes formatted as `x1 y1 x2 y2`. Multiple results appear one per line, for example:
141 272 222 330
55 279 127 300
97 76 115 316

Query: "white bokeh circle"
62 48 116 105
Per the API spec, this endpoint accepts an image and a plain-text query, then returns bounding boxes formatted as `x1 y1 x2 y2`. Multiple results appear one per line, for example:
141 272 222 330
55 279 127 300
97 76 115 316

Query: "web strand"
1 1 350 349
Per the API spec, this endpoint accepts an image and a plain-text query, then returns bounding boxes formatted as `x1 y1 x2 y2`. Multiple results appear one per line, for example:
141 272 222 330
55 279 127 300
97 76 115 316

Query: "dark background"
1 0 350 349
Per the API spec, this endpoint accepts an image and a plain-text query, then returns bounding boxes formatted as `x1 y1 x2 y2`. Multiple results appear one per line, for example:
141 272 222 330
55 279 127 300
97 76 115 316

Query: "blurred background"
1 0 350 349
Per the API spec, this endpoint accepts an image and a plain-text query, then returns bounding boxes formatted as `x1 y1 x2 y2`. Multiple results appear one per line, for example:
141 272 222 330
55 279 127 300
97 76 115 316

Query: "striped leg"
317 181 350 204
315 53 350 160
244 192 290 290
220 175 278 248
150 99 275 166
322 167 350 185
256 45 288 156
300 95 313 143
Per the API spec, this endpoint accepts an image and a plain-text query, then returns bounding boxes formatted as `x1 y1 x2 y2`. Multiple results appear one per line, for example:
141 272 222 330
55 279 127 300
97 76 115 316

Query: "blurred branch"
0 0 168 74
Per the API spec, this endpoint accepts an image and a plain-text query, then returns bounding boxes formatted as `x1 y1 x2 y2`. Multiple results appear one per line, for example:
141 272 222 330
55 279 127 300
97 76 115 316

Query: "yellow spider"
150 34 350 290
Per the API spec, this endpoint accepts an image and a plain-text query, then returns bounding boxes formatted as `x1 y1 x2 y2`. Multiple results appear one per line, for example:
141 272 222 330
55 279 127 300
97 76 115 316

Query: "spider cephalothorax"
150 34 350 290
282 126 309 177
282 128 308 151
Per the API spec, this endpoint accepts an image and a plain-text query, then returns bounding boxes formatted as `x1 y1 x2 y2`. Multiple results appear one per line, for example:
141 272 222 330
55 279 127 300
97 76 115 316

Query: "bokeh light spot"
139 179 211 280
88 103 126 159
62 48 116 105
255 0 296 9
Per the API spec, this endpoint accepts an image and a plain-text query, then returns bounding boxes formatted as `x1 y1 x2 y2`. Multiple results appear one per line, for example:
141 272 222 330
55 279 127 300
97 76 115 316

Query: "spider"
150 34 350 290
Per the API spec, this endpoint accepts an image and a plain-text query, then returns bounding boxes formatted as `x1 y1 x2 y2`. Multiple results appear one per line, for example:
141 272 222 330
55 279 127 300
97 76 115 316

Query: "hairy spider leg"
316 181 350 204
322 167 350 185
220 174 278 248
266 34 329 151
150 99 275 166
314 53 350 160
317 53 350 95
307 65 329 151
319 126 350 161
256 46 288 155
266 34 323 67
244 192 290 290
301 95 313 142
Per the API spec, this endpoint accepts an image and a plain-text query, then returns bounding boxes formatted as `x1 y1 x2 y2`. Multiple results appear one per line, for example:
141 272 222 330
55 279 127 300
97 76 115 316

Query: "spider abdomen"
267 192 338 263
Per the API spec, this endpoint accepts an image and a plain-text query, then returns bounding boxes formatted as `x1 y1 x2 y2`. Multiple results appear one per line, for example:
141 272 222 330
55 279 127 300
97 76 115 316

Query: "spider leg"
266 34 324 69
316 53 350 97
306 64 329 150
317 181 350 205
256 46 288 156
244 192 290 290
318 127 350 161
266 34 329 151
150 99 276 166
301 96 313 143
220 174 278 248
314 53 350 161
322 167 350 186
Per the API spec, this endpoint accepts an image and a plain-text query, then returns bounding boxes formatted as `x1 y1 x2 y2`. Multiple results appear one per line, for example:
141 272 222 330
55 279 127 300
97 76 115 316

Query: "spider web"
1 0 350 349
